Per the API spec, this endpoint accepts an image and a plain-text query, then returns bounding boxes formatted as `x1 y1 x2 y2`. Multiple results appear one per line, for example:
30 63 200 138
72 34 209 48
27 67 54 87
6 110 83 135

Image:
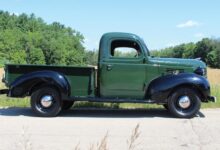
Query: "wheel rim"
40 95 53 108
178 96 191 109
35 94 56 113
174 94 196 115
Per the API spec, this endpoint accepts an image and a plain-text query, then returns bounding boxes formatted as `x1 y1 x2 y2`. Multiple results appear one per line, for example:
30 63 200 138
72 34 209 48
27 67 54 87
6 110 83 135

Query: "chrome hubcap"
40 95 53 108
178 96 191 109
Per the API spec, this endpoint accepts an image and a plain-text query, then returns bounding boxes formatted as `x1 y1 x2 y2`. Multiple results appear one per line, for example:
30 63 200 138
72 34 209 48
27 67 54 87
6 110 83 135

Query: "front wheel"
168 87 201 118
31 87 62 117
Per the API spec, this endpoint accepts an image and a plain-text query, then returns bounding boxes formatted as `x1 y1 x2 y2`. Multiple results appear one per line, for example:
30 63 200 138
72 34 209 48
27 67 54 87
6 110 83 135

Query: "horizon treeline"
151 38 220 68
0 10 219 68
0 10 87 66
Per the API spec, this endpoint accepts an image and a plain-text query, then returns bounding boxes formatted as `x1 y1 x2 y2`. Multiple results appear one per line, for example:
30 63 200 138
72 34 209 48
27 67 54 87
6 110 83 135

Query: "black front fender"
9 71 70 98
146 73 210 103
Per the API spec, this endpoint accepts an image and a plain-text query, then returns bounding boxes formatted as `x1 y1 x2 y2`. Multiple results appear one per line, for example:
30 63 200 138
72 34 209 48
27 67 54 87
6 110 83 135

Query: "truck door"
99 39 146 99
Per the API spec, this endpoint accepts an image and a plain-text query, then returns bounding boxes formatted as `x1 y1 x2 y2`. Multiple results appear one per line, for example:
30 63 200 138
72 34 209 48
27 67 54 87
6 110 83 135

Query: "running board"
0 89 9 95
67 96 156 104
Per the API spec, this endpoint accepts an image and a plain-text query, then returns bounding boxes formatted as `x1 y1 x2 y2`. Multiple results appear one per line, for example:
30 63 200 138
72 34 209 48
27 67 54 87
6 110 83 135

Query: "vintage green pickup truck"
0 32 216 118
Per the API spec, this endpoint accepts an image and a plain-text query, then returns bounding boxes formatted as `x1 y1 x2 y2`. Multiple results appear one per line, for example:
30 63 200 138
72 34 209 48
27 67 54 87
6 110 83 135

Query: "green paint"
98 33 205 99
3 32 206 99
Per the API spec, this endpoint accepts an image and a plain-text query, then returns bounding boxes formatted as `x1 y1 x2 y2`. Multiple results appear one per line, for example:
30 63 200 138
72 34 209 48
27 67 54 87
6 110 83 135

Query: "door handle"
106 65 112 71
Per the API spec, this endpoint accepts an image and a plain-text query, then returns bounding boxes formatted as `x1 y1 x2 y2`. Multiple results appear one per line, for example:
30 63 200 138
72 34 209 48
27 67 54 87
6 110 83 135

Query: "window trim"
108 38 144 60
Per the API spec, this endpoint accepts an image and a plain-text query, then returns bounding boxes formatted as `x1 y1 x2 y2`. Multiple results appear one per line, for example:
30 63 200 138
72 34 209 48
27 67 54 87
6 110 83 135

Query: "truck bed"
4 64 96 97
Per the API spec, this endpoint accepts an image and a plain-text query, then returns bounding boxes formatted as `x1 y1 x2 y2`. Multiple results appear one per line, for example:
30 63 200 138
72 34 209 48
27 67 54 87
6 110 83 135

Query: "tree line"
0 10 87 66
0 10 219 68
151 38 220 68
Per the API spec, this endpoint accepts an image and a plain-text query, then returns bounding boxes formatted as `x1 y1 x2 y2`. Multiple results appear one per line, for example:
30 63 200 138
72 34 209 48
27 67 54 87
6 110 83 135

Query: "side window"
110 40 142 58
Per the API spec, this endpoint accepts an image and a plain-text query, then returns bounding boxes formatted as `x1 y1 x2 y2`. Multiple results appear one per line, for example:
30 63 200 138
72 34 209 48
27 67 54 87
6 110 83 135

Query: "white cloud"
177 20 200 28
194 33 205 38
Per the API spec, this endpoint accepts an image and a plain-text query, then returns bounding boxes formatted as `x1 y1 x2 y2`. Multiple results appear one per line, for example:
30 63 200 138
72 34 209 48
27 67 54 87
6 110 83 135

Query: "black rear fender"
8 71 70 99
145 73 210 103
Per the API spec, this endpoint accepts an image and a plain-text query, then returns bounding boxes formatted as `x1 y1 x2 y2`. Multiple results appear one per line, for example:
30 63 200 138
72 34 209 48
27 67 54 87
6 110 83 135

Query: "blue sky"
0 0 220 50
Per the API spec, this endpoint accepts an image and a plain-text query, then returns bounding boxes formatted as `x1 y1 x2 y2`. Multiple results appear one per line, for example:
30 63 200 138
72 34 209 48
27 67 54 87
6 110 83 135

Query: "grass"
127 124 141 150
73 124 141 150
201 85 220 108
16 123 141 150
0 68 219 109
202 68 220 108
0 95 29 107
0 71 30 107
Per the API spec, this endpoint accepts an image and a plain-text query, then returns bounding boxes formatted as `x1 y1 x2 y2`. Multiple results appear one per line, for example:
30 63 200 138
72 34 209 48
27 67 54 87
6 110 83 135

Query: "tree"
207 40 220 68
66 50 85 66
182 43 196 59
29 47 45 64
150 38 220 68
172 44 185 58
9 50 26 64
0 10 86 66
193 38 214 62
84 50 98 65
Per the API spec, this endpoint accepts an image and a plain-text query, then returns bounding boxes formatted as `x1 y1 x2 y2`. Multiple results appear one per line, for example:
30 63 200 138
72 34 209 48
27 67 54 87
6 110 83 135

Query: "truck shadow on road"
0 107 205 118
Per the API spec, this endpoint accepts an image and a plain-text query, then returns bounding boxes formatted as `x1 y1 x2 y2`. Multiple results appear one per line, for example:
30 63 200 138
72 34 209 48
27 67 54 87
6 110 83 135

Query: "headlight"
194 67 206 76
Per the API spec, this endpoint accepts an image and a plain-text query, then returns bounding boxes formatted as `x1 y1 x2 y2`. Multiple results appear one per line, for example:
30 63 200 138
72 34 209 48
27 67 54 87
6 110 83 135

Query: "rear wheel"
31 87 62 117
62 101 74 110
168 87 201 118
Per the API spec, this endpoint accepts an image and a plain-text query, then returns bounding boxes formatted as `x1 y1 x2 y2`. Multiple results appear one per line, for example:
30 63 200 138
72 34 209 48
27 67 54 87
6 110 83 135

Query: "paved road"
0 108 220 150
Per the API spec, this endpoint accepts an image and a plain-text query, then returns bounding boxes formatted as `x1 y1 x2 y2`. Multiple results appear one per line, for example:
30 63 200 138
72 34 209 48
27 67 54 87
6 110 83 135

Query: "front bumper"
207 96 217 103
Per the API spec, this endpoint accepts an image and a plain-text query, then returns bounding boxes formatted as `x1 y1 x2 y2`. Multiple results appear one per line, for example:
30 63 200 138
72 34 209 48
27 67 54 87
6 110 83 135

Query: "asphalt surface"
0 108 220 150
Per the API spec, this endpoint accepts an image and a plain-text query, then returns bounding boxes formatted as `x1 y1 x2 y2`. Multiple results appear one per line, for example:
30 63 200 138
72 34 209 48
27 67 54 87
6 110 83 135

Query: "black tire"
168 87 201 118
31 87 62 117
62 101 74 110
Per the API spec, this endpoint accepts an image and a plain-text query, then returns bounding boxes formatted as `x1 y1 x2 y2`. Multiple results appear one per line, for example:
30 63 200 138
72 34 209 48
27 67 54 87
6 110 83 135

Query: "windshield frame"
139 38 150 57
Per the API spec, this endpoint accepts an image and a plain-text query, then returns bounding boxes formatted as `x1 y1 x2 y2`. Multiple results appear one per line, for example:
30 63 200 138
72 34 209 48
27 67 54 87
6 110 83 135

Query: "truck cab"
98 33 149 98
98 33 208 99
1 32 216 118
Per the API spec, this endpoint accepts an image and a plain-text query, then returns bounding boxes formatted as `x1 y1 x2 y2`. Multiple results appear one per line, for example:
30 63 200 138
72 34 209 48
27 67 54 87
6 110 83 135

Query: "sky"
0 0 220 50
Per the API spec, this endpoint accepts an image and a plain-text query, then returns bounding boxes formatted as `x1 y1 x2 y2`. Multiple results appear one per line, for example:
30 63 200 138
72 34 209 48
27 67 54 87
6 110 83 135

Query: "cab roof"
101 32 141 40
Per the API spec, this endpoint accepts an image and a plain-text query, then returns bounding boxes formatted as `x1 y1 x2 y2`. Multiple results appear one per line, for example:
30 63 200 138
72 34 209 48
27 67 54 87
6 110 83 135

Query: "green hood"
149 57 206 69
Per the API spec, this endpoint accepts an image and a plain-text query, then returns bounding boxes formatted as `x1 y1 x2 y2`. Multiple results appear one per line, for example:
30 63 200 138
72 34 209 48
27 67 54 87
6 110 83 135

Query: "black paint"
146 73 210 103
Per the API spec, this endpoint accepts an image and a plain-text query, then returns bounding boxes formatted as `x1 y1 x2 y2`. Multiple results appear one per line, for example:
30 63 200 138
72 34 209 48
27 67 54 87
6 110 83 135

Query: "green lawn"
201 85 220 108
